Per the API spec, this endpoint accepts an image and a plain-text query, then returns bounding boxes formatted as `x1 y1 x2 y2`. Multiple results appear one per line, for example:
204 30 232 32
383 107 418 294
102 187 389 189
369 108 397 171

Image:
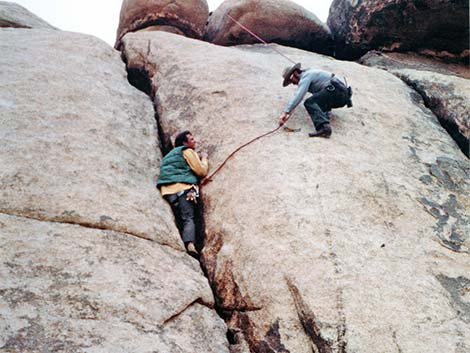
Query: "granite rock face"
204 0 333 55
115 0 209 49
327 0 470 62
0 27 229 352
360 51 470 157
0 214 227 353
0 1 55 29
395 71 470 158
3 2 470 351
0 29 177 246
122 31 470 353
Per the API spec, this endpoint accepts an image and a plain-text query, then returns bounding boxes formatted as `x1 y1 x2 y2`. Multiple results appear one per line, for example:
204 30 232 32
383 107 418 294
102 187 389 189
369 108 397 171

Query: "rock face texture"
115 0 209 49
0 27 229 352
359 51 470 79
122 31 470 352
204 0 333 55
3 3 470 352
360 51 470 158
0 29 176 246
327 0 470 62
0 214 227 353
0 1 55 29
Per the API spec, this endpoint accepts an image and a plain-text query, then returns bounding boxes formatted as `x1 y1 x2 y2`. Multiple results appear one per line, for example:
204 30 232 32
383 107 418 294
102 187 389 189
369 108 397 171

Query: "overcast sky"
13 0 333 46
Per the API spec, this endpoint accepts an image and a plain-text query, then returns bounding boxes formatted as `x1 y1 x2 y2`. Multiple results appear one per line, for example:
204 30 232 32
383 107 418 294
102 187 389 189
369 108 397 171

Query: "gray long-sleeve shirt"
284 69 333 113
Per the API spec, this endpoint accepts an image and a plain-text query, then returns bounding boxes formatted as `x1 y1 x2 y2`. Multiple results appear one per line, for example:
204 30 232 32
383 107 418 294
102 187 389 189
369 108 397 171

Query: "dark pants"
303 80 350 130
165 190 196 244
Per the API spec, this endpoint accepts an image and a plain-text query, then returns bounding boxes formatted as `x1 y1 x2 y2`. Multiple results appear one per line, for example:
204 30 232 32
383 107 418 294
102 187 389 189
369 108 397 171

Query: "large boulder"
121 31 470 352
0 29 176 246
0 28 229 352
0 1 55 29
115 0 209 49
327 0 470 62
204 0 333 55
360 51 470 157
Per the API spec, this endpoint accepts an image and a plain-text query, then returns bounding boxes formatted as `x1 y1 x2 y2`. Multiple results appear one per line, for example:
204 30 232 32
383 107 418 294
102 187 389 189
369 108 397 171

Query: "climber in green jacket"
157 131 208 256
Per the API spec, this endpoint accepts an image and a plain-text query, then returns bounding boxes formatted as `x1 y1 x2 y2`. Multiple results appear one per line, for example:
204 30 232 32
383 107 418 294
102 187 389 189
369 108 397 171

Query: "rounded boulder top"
115 0 209 49
327 0 470 62
204 0 333 55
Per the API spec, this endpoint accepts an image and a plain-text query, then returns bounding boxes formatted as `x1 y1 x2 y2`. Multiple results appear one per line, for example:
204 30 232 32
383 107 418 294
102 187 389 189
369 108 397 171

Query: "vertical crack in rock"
397 75 468 158
121 40 156 96
152 99 174 156
120 45 241 350
200 232 261 313
286 278 333 353
121 41 172 154
200 232 296 353
200 232 286 353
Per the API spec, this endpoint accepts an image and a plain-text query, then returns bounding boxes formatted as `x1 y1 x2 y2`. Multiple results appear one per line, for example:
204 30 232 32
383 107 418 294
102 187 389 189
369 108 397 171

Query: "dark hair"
174 130 191 147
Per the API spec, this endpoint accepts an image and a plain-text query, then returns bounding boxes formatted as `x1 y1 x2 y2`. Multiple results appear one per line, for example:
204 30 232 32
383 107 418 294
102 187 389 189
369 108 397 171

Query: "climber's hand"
279 112 290 126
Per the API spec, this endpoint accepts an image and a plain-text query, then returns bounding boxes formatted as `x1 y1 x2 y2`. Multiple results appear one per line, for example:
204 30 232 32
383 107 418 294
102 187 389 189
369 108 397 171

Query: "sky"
12 0 333 46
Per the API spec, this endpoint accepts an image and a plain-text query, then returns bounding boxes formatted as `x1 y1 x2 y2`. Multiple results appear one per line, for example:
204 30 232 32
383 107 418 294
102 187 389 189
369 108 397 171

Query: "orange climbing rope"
226 15 297 65
200 14 298 186
201 116 291 186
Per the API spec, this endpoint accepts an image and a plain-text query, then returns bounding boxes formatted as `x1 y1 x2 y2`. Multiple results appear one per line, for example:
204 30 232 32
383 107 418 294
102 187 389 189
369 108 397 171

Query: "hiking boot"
186 242 198 257
309 124 332 138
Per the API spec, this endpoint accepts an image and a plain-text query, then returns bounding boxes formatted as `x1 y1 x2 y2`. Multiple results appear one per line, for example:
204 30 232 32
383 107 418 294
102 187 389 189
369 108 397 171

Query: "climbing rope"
201 115 291 186
201 15 299 186
227 14 297 65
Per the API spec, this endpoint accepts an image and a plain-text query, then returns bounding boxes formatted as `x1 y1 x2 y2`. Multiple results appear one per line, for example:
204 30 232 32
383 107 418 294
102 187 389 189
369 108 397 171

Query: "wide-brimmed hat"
282 63 301 87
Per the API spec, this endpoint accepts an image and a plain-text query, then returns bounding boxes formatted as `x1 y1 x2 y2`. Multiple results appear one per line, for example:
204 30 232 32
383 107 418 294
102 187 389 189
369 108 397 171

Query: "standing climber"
278 63 352 138
157 131 208 256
